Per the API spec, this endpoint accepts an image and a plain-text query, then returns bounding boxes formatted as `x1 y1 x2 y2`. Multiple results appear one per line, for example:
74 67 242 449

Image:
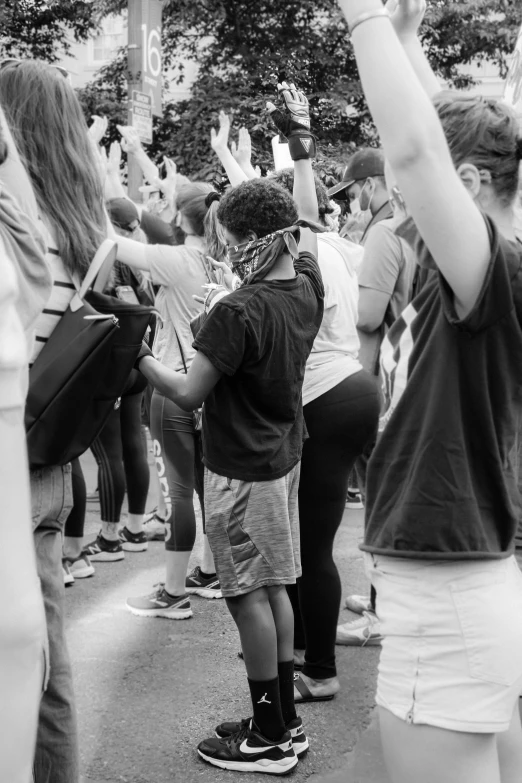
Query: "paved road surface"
69 451 382 783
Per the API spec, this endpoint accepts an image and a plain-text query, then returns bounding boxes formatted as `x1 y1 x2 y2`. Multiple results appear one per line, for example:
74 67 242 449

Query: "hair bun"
516 138 522 161
205 191 221 209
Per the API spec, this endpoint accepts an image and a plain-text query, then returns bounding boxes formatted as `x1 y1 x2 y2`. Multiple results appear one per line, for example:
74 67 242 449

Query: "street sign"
131 90 152 145
140 0 163 117
504 23 522 115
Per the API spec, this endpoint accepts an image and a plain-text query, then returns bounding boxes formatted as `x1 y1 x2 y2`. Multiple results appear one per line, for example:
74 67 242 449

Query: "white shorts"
365 553 522 733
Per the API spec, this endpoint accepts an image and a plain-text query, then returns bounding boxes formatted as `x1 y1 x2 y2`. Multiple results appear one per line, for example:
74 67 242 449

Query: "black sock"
198 569 216 579
248 676 286 742
277 661 298 725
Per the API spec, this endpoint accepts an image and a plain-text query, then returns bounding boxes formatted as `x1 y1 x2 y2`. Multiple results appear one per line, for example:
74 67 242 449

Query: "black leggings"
150 391 204 553
287 370 381 680
64 458 87 538
90 392 149 523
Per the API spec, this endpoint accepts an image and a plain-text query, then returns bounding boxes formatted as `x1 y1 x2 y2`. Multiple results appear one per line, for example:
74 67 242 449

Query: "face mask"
350 198 361 216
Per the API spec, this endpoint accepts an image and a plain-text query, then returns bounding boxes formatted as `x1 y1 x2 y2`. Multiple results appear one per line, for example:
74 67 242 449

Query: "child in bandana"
136 84 324 774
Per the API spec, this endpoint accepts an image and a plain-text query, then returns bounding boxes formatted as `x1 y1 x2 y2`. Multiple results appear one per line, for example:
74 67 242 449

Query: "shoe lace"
227 723 250 751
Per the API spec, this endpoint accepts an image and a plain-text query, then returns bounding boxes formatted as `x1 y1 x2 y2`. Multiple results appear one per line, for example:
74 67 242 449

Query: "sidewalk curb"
309 711 390 783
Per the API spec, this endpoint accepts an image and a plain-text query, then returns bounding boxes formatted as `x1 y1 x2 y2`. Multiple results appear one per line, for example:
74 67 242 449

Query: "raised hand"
266 82 315 161
106 141 122 178
88 115 108 145
117 124 143 155
231 127 252 168
210 111 231 154
386 0 426 39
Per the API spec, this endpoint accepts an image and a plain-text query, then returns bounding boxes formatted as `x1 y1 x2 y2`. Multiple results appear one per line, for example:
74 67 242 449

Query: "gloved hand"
267 82 316 161
134 341 155 370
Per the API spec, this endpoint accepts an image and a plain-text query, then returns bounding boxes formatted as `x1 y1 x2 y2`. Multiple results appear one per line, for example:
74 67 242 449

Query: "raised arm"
387 0 440 99
210 112 249 187
231 127 260 180
268 83 319 257
337 0 490 318
118 125 160 185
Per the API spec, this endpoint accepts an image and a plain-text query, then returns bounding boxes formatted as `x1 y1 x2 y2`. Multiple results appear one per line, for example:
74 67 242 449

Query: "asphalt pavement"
70 449 385 783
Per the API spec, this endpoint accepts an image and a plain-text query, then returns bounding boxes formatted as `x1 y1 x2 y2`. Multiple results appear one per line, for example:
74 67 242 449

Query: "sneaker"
336 611 382 646
69 554 95 579
346 488 364 509
87 487 99 503
143 510 167 541
63 560 74 587
119 526 148 552
126 584 193 619
186 566 222 599
344 594 373 614
215 716 308 757
82 533 125 562
198 722 297 774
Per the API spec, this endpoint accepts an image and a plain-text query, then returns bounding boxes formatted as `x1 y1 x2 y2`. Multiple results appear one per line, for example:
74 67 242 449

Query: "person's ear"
245 230 258 242
456 163 482 200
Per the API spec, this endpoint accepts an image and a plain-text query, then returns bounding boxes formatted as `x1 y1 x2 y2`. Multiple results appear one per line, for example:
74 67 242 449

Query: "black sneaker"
119 526 148 552
186 566 222 599
216 716 308 757
198 722 297 774
82 533 124 562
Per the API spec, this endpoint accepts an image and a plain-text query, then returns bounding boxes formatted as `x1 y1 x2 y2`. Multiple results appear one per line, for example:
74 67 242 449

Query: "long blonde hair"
0 61 106 279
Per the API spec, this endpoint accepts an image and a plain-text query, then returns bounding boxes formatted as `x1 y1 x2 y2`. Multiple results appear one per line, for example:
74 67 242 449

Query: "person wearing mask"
0 59 108 783
328 148 393 245
134 82 324 774
336 1 522 782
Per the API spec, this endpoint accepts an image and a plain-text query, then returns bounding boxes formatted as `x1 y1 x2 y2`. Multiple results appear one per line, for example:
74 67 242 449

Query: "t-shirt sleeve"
294 251 325 301
438 215 522 333
146 243 193 287
140 210 176 245
358 223 402 296
193 301 247 376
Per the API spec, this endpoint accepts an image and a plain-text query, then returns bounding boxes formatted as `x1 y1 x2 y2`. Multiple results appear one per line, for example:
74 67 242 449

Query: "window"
89 16 126 66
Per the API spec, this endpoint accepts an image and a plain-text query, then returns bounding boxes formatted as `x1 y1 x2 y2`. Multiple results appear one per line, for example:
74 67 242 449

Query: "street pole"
127 0 143 202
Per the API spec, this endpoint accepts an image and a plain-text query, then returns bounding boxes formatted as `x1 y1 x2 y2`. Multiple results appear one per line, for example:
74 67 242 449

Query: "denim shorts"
365 553 522 733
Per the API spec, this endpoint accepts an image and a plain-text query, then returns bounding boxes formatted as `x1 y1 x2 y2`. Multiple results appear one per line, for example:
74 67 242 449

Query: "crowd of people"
2 0 522 781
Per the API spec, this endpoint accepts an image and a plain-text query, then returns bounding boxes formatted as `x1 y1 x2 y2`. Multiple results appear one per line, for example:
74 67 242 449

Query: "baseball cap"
328 148 385 198
107 198 140 232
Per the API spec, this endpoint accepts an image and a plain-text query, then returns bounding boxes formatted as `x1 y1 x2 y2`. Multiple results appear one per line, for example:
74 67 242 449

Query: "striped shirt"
30 221 76 366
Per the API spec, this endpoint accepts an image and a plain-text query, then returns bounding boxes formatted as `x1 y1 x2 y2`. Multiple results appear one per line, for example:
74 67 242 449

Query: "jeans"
31 464 79 783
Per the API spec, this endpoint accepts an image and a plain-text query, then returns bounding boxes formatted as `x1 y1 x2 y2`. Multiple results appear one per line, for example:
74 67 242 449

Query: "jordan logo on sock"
257 693 271 705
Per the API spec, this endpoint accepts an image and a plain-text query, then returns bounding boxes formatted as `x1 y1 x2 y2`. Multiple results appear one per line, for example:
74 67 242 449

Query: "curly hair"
269 168 334 224
217 179 298 240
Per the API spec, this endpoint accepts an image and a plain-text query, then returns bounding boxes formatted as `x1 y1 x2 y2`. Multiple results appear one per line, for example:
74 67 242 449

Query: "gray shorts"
204 465 301 598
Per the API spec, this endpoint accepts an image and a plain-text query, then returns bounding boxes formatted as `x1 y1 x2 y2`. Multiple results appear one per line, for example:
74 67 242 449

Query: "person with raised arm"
336 1 522 782
134 83 324 774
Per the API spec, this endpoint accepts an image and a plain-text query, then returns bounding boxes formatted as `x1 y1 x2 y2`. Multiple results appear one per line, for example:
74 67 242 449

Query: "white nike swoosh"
239 739 291 755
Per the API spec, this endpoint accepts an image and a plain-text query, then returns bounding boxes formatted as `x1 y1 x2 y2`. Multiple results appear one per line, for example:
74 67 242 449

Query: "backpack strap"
70 239 118 312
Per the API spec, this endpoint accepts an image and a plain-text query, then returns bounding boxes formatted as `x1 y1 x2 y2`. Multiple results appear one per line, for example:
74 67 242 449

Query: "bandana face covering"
228 227 301 283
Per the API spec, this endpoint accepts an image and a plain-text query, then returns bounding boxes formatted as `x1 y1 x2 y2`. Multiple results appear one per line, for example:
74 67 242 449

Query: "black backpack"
25 240 155 467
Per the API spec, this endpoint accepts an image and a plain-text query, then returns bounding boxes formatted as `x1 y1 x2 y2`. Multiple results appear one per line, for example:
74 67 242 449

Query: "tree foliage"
0 1 100 61
8 1 519 181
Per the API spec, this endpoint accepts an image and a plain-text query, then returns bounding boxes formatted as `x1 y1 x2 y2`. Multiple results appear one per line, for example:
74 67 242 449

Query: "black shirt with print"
363 216 522 559
193 252 324 482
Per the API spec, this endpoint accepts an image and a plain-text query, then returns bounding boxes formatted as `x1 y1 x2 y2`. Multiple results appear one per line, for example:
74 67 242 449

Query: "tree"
0 1 100 62
82 0 521 181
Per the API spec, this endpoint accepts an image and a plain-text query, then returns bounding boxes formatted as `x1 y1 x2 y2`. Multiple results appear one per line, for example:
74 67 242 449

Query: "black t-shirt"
363 216 522 559
193 252 324 481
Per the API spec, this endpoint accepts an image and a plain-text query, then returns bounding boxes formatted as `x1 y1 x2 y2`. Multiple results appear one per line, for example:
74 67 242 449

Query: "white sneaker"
336 611 382 646
63 560 74 587
69 554 95 579
344 594 373 614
